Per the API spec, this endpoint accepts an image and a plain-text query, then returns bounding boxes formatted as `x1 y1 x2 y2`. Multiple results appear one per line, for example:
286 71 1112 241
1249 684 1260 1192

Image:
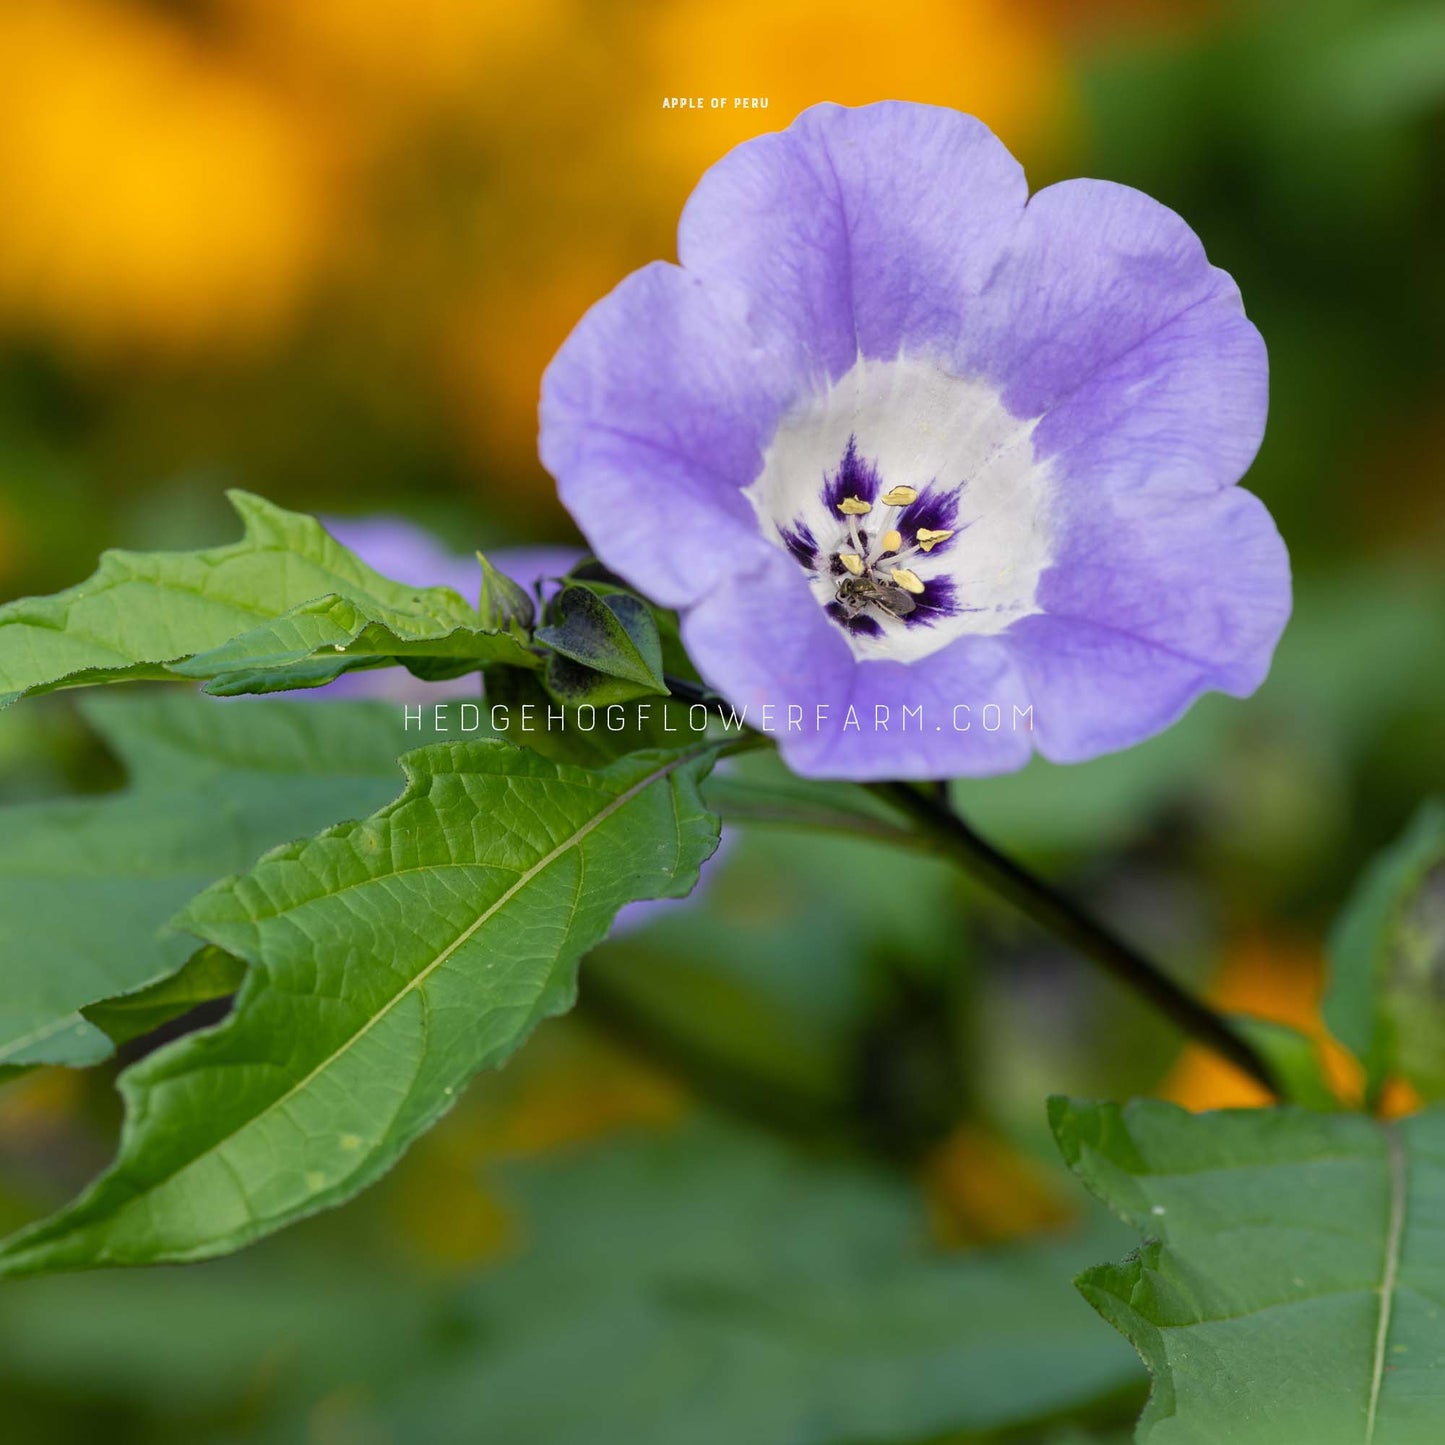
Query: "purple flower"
322 517 580 608
539 102 1290 780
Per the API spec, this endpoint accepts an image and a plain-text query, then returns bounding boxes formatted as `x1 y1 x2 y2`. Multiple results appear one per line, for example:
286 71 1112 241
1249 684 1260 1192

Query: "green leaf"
0 740 720 1275
535 583 667 705
560 558 696 682
375 1119 1141 1445
1052 1096 1445 1445
0 695 436 1067
173 591 535 695
1326 803 1445 1103
477 551 536 631
0 491 534 703
82 948 246 1049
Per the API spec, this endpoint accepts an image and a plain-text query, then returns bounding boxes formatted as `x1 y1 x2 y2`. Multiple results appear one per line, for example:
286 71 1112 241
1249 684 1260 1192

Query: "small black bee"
834 573 917 621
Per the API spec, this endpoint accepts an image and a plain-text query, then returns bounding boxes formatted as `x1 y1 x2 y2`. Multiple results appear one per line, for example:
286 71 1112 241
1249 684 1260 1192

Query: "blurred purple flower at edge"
539 101 1291 780
317 517 579 702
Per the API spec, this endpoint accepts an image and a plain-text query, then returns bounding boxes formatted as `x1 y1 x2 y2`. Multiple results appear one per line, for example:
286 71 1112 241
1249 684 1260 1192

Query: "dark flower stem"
661 667 1278 1095
870 781 1281 1097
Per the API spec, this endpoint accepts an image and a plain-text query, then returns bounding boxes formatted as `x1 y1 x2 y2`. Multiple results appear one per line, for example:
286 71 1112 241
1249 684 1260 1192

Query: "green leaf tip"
476 550 536 632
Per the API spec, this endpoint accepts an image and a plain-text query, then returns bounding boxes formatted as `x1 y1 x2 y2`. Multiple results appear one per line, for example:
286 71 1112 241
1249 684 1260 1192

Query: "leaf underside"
1052 1097 1445 1445
0 739 720 1276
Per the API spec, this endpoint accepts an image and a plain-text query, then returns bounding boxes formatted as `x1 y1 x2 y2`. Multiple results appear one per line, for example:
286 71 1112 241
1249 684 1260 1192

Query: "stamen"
890 566 925 594
916 528 954 552
837 496 872 516
880 529 902 553
880 486 918 507
838 552 865 576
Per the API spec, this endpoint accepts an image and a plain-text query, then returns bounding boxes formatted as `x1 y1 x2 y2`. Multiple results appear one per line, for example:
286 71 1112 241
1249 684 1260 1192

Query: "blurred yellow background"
0 0 1141 569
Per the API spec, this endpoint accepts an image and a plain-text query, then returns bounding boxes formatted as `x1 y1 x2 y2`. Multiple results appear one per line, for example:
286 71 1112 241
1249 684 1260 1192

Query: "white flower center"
744 355 1055 662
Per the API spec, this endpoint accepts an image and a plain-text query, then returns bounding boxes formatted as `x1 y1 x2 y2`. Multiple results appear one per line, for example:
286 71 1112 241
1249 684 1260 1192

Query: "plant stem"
870 782 1280 1097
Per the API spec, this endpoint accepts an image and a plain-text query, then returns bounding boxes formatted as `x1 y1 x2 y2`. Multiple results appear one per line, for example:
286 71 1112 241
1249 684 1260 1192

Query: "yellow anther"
880 529 902 553
837 496 872 516
916 528 955 552
890 566 926 594
880 485 918 507
838 552 865 576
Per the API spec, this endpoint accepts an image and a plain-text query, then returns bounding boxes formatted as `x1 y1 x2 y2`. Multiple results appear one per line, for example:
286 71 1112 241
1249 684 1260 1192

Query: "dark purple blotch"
824 601 883 637
904 575 964 628
821 435 882 513
778 520 818 569
897 485 963 550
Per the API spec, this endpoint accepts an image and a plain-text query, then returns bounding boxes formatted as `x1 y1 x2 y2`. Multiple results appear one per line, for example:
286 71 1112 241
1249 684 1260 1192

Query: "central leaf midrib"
1365 1119 1406 1444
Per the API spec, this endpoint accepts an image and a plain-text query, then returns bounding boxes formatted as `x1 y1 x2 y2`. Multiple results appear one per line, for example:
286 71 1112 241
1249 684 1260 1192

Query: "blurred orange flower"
921 1122 1073 1247
0 0 337 356
220 0 572 128
1160 933 1363 1111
